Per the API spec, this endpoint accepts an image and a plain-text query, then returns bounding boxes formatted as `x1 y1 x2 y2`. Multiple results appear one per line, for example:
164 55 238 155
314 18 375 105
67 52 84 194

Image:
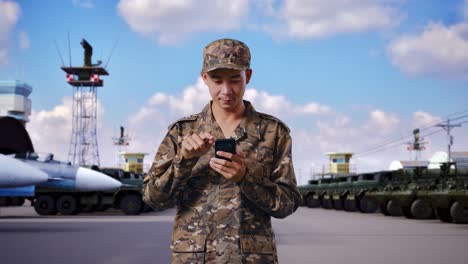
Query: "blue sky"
1 0 468 183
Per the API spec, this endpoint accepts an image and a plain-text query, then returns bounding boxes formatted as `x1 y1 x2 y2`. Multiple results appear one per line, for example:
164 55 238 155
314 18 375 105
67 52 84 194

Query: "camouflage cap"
202 38 251 73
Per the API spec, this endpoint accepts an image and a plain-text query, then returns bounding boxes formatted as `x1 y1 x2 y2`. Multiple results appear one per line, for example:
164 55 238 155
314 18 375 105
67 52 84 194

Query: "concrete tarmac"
1 206 468 264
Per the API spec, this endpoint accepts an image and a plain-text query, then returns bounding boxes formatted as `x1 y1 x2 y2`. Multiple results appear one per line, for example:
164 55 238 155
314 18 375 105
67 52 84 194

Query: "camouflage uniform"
143 100 301 264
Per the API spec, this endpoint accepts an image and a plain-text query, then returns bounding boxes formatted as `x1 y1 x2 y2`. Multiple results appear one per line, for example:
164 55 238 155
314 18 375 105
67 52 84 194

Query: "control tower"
0 80 32 125
61 39 108 166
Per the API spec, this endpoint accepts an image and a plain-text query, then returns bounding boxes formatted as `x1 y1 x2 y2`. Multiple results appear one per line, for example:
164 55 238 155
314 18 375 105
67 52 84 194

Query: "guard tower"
61 39 108 166
119 152 148 174
325 152 353 175
112 126 130 167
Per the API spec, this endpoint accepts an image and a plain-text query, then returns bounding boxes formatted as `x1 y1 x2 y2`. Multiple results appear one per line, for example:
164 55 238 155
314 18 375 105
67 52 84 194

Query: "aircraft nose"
0 154 48 187
75 167 122 191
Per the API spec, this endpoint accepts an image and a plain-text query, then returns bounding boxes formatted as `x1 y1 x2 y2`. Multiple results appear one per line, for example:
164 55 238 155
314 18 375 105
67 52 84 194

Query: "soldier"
143 38 301 264
80 39 92 67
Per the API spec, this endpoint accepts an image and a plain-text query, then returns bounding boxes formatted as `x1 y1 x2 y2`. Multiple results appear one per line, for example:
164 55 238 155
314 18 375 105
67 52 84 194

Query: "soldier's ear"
201 72 209 84
245 69 252 84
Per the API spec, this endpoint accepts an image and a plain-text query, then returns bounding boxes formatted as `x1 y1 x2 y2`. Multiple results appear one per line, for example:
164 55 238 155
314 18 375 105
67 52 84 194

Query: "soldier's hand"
181 132 214 159
209 150 246 183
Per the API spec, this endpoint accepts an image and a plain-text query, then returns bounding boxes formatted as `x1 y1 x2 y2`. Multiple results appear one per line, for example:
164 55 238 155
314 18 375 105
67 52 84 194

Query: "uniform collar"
200 100 258 141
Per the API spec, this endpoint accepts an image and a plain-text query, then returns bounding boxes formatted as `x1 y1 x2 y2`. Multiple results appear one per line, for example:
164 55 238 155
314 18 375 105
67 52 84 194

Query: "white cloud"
244 88 330 116
388 22 468 79
18 30 29 50
27 96 107 165
368 109 399 132
0 0 21 66
269 0 403 39
299 102 331 114
117 0 249 44
27 97 74 160
72 0 94 9
116 0 405 43
412 111 441 129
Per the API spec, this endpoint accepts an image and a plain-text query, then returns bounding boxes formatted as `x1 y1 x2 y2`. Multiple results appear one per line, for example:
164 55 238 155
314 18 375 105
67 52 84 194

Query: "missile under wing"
0 154 48 187
16 153 121 191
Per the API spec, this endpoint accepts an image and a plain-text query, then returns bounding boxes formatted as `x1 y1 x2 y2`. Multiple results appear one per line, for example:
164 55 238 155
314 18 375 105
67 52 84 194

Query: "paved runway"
1 206 468 264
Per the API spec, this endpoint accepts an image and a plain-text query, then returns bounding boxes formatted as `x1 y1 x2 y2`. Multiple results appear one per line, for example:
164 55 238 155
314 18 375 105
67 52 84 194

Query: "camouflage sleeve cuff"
173 153 199 168
238 167 263 189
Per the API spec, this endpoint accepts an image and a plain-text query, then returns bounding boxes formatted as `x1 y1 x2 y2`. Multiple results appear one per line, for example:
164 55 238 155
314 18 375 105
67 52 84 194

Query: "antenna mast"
406 128 427 161
436 119 462 162
61 38 109 166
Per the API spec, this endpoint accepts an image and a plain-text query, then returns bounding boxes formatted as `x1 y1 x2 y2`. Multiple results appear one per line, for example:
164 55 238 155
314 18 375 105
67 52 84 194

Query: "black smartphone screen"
215 138 236 161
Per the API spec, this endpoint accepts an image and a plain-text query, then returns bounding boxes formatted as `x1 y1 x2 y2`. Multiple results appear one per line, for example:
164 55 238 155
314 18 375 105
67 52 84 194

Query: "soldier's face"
202 68 252 111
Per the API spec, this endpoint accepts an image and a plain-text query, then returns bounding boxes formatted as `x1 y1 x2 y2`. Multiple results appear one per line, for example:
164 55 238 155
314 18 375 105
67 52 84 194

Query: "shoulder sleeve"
258 112 290 133
142 114 200 210
167 114 199 131
239 115 300 219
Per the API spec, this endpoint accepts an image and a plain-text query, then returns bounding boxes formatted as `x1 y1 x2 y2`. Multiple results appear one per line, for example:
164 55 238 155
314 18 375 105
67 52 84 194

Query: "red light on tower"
66 74 74 82
90 74 100 83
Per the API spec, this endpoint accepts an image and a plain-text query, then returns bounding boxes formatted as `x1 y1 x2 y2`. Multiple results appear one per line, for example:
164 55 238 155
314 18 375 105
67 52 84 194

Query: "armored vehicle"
384 167 440 219
299 177 335 209
318 177 335 209
331 176 352 210
418 164 468 223
33 166 148 216
299 179 320 208
447 174 468 223
342 175 359 212
348 172 389 214
97 167 150 215
366 169 409 217
366 167 449 220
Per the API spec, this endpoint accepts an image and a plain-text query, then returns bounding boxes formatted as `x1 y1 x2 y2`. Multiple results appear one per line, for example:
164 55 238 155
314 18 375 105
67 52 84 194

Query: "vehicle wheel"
450 201 468 224
344 199 357 212
333 199 344 210
380 202 390 216
34 195 57 215
402 205 414 219
0 197 12 206
358 197 378 213
435 207 453 223
306 195 320 208
386 200 402 217
56 195 79 215
410 199 433 219
120 194 142 215
10 197 25 206
321 199 333 209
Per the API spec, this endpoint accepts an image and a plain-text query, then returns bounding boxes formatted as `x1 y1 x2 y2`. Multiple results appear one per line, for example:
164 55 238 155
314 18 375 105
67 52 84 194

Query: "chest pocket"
240 135 275 181
181 176 209 207
256 143 274 178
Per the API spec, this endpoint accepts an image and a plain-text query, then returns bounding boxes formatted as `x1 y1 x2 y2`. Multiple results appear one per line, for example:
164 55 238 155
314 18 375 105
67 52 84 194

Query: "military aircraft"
0 153 48 187
15 152 122 191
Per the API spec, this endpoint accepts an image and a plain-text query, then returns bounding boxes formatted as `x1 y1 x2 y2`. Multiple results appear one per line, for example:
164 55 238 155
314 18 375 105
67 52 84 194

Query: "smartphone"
214 138 236 161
